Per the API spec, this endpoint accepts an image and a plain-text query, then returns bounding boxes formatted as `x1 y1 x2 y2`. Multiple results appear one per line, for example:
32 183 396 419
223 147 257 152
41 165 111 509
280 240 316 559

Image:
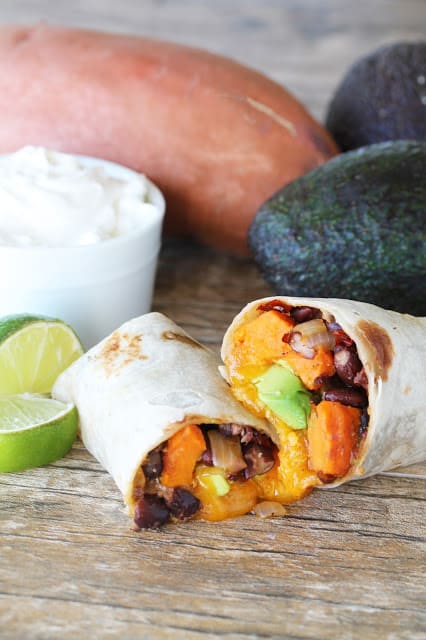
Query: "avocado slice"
326 42 426 151
254 363 311 430
249 140 426 315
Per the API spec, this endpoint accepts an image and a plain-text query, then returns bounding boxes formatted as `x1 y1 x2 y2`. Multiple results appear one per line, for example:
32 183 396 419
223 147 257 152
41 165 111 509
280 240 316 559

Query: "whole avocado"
326 42 426 150
249 141 426 315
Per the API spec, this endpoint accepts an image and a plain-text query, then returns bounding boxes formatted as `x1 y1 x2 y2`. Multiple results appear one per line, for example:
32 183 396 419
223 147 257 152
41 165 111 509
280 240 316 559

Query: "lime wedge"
0 314 83 394
0 394 78 472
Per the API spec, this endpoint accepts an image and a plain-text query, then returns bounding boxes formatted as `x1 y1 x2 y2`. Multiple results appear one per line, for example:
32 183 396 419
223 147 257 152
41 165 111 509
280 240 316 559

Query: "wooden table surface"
1 2 425 639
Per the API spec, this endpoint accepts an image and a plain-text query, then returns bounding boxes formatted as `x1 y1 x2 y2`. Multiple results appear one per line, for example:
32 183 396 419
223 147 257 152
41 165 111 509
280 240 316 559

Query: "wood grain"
0 2 425 639
1 441 425 640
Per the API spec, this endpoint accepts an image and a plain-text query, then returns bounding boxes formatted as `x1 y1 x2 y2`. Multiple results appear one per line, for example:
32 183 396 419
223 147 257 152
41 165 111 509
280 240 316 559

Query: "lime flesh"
0 394 78 472
0 314 83 394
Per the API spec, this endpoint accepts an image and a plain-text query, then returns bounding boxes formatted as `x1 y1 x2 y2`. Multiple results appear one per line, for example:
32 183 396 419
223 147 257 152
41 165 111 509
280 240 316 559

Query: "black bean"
354 368 368 389
165 488 201 520
142 448 163 479
310 390 323 405
134 494 170 529
240 426 255 445
200 447 213 466
251 430 274 448
243 441 276 478
291 306 322 323
219 423 245 438
323 387 368 408
313 374 335 388
218 423 256 444
334 347 362 386
227 470 246 481
359 409 370 437
332 328 353 347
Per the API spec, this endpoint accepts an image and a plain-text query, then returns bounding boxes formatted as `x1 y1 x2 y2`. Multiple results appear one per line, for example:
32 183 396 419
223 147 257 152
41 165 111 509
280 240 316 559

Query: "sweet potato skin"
0 24 338 254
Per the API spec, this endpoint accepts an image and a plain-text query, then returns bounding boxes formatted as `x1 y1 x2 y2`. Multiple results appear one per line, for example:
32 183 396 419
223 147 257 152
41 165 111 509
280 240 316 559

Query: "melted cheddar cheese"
225 312 320 503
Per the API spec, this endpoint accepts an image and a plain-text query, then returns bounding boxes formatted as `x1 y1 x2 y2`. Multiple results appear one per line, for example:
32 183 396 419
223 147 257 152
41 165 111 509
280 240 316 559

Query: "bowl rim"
0 150 166 256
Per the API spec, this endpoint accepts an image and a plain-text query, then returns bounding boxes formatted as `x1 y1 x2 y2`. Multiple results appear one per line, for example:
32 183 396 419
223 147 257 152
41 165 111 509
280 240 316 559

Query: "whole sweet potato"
0 24 338 254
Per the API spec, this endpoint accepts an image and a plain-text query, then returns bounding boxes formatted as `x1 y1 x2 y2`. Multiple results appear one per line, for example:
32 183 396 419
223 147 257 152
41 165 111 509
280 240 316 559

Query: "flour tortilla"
221 297 426 485
52 312 275 509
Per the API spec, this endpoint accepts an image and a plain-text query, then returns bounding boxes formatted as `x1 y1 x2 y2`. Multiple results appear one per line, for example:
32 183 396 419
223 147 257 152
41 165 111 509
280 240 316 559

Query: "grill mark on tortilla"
99 330 147 376
356 320 394 381
162 330 204 349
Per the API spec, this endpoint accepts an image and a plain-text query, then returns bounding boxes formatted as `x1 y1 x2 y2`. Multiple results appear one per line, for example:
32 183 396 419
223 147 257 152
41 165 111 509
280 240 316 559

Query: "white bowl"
0 155 165 348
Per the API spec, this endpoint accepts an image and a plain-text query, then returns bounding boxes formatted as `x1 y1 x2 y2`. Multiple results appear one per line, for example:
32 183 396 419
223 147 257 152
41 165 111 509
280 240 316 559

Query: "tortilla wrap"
52 312 275 511
221 296 426 486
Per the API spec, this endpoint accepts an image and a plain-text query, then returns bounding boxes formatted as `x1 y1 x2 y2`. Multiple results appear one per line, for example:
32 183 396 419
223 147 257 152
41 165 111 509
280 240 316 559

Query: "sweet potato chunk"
307 401 361 479
231 311 294 366
283 348 335 390
161 424 206 488
194 476 259 521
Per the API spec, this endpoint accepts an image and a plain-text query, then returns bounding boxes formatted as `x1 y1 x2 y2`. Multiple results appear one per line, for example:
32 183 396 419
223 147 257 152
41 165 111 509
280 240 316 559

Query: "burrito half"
221 296 426 500
52 312 286 529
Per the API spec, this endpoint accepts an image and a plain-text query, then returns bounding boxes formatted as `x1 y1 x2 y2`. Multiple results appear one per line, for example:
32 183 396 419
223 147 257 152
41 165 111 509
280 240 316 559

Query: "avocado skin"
326 42 426 151
249 141 426 315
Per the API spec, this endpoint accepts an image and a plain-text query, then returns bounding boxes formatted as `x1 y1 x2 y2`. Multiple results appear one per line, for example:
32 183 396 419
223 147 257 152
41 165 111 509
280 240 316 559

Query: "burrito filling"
223 300 369 502
133 423 283 529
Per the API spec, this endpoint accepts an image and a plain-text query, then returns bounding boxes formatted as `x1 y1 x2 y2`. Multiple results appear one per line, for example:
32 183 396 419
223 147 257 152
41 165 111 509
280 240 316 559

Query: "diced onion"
252 501 287 519
297 318 326 336
289 332 315 359
308 331 335 351
290 319 335 355
207 430 247 474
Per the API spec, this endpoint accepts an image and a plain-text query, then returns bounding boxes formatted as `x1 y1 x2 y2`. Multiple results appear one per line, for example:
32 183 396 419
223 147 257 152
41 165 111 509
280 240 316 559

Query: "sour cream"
0 146 158 248
0 149 165 347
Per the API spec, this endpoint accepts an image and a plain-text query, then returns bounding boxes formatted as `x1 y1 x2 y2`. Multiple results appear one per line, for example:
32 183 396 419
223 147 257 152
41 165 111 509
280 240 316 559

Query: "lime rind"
0 314 82 472
0 313 66 343
0 395 78 472
0 316 83 395
0 394 75 432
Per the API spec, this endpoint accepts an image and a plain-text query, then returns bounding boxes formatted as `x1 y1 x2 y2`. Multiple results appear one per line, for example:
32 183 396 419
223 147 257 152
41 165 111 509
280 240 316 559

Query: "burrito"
52 312 286 529
221 296 426 501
